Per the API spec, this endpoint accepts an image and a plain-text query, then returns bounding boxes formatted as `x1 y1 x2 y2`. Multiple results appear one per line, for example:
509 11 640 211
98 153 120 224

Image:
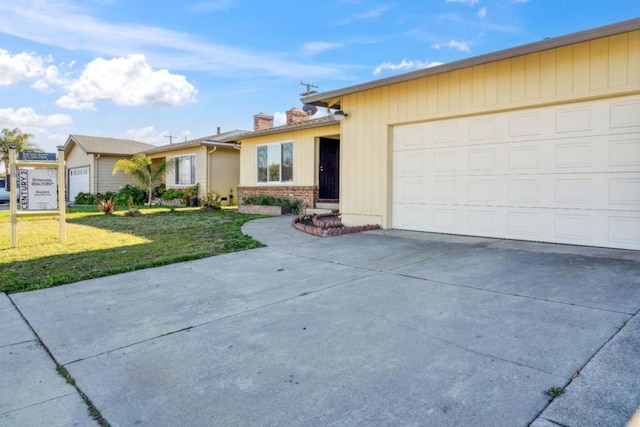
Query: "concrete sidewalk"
3 216 640 426
0 293 94 426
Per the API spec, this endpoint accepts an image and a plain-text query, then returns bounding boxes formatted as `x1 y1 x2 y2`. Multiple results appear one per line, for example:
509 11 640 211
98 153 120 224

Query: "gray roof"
302 18 640 108
143 129 249 155
237 115 339 139
65 134 155 156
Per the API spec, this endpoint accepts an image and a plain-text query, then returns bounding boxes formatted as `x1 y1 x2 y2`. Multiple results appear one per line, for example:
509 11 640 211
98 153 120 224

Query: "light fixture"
333 110 347 121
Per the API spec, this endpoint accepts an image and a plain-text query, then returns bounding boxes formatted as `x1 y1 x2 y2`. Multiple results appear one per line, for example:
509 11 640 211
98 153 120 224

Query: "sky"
0 0 637 159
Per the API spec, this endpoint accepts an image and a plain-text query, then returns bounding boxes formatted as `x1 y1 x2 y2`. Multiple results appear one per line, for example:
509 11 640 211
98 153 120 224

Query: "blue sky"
0 0 637 156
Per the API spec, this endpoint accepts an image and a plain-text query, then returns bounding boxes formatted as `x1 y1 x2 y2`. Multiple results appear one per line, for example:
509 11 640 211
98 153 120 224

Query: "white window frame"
256 141 293 184
174 154 196 186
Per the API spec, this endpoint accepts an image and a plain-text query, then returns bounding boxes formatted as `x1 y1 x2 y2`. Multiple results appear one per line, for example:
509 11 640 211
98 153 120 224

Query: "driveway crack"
367 310 561 377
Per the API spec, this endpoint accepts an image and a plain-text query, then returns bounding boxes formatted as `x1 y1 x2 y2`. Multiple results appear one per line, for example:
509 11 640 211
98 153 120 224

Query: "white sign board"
19 168 59 210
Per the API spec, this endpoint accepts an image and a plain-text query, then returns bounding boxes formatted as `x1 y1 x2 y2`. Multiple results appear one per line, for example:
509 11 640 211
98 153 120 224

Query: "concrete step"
315 202 339 210
305 208 338 215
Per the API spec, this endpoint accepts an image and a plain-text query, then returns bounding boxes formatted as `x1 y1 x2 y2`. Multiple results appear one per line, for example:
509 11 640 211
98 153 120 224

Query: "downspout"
207 147 217 195
95 154 101 194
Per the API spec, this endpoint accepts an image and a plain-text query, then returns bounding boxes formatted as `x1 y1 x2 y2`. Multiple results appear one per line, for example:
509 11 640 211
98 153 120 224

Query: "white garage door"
392 95 640 250
68 166 90 202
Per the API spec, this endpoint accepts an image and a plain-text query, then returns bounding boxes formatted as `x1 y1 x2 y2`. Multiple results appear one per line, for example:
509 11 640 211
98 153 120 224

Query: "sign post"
9 146 66 248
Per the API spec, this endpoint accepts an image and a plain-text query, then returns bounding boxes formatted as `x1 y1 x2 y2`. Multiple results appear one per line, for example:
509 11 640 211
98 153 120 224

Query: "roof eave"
239 118 339 139
302 18 640 107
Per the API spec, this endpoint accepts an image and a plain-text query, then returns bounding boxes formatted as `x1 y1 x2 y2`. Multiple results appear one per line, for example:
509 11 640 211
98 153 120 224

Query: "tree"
113 154 173 207
0 128 39 172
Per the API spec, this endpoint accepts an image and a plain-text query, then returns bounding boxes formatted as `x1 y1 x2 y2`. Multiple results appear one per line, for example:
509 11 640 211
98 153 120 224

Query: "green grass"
0 208 266 293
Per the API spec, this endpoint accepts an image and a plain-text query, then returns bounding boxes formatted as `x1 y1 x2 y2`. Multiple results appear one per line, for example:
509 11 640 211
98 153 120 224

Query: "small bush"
124 208 142 217
201 191 222 209
153 183 166 198
162 188 186 201
241 195 303 214
74 192 97 205
114 185 146 207
97 198 115 214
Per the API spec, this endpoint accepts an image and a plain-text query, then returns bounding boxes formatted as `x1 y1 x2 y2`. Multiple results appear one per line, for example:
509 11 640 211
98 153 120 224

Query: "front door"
319 138 339 200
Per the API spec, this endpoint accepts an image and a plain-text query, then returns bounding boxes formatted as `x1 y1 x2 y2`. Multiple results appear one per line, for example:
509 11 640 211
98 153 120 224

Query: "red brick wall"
238 185 318 208
253 113 274 131
286 108 308 125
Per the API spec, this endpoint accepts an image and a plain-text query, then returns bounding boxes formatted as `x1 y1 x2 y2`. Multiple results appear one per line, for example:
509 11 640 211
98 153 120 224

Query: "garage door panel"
392 95 640 250
610 98 640 129
609 136 640 169
609 215 640 246
68 166 90 202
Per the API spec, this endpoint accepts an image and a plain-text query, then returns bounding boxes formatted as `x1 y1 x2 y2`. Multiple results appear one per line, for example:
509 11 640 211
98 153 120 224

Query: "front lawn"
0 208 266 293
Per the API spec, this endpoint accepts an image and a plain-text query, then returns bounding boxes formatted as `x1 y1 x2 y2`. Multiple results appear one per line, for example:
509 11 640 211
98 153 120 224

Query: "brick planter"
238 205 284 215
292 213 381 237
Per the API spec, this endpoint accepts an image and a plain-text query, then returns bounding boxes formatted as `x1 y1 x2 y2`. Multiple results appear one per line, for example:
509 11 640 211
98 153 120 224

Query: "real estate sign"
19 168 58 210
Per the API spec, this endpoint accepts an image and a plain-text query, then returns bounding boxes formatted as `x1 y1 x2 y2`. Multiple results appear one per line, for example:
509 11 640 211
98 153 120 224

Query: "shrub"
74 192 97 205
97 198 115 214
241 195 303 214
201 191 222 209
114 185 146 207
161 188 186 201
153 183 166 198
124 208 142 217
97 191 117 202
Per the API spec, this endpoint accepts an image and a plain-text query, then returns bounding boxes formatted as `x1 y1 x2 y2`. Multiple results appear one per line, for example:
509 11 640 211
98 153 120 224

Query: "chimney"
253 113 274 131
217 126 221 135
286 108 308 126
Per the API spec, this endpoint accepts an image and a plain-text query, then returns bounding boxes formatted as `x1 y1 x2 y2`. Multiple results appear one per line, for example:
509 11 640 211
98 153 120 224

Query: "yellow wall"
149 146 208 196
208 148 240 204
339 30 640 227
238 124 340 187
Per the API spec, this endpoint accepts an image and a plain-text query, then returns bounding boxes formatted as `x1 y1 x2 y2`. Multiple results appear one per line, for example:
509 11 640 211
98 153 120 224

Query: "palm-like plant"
113 154 173 207
0 128 39 171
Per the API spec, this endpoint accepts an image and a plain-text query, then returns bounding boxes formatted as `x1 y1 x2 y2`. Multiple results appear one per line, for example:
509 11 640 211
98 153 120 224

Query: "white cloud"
478 7 487 18
273 112 286 127
433 40 471 53
445 0 479 5
124 126 163 144
302 42 343 55
0 107 72 127
373 59 444 75
55 54 198 111
0 50 64 90
0 1 341 79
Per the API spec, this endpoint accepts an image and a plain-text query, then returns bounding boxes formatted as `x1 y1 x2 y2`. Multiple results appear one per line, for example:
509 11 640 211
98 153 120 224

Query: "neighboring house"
63 134 155 201
246 19 640 250
237 109 340 208
144 130 246 205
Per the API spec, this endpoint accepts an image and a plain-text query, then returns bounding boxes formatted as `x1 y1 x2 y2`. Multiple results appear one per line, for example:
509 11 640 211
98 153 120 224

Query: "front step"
306 208 337 215
315 202 339 210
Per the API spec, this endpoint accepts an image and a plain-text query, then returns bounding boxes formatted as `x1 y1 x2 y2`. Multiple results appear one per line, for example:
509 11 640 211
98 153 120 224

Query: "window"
257 142 293 183
175 155 196 185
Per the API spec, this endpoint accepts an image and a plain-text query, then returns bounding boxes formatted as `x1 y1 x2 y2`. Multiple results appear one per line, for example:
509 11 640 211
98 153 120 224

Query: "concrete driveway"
3 216 640 426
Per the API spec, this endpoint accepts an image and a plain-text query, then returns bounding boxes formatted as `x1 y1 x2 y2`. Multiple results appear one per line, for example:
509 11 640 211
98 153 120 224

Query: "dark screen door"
319 138 340 200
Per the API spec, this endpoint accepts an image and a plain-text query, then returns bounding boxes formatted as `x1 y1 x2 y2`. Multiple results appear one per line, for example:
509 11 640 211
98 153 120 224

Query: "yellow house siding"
337 31 640 228
208 148 240 203
149 146 208 196
239 124 340 187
